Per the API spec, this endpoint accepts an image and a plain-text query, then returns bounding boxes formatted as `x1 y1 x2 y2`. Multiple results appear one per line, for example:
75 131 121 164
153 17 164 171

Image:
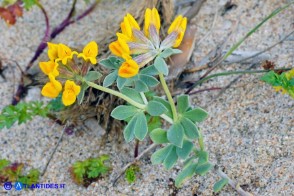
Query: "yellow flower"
62 80 81 106
57 43 78 64
77 41 98 64
39 61 59 77
122 13 140 38
47 42 59 61
168 15 187 47
109 40 131 60
144 8 160 37
41 74 62 98
118 59 139 78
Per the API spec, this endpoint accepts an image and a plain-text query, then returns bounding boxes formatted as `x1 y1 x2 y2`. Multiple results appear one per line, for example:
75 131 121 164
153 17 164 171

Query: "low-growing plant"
125 165 140 184
261 69 294 98
0 1 292 194
38 7 213 187
0 159 40 187
35 5 292 194
70 155 110 187
0 101 50 129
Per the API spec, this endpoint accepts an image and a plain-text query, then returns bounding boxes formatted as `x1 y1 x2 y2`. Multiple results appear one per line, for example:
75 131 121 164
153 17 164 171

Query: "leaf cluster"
0 159 40 187
0 101 50 130
70 155 110 187
261 70 294 98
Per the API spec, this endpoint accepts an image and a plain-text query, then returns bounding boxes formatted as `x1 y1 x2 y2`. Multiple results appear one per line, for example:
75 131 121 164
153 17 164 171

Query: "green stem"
86 81 174 124
159 73 178 121
140 90 174 124
86 81 145 109
191 69 290 88
140 92 148 105
198 128 205 151
222 2 293 61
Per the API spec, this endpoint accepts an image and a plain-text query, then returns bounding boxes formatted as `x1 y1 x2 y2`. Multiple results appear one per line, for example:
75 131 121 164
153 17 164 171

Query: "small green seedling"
70 155 110 187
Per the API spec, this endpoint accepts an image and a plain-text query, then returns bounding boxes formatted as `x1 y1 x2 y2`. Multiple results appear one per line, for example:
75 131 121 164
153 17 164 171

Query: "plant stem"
27 1 50 71
214 165 253 196
86 81 145 109
112 143 157 186
140 92 148 104
222 2 293 61
189 69 290 88
86 81 173 124
198 128 205 151
159 73 178 121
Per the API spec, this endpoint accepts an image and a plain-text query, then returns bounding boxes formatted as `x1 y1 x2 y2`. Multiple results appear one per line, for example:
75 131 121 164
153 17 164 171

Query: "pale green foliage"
214 178 229 193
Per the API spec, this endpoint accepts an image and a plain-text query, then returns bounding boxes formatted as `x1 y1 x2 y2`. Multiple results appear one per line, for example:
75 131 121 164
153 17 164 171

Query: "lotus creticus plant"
39 8 218 190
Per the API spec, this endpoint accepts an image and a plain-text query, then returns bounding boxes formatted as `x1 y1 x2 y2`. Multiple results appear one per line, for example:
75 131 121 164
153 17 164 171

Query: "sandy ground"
0 0 293 195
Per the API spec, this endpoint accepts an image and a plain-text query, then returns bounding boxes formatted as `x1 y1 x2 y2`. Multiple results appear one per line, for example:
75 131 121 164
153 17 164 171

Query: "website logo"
3 182 12 190
14 182 23 191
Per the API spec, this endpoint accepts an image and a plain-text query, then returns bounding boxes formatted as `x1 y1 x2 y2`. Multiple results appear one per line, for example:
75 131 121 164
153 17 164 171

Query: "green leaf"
213 178 229 193
183 107 208 123
176 140 193 159
195 162 213 176
167 123 184 148
160 48 182 58
175 162 197 187
146 101 168 116
84 71 102 81
153 96 173 118
134 112 148 141
197 150 209 165
123 115 137 142
139 74 159 87
117 77 127 90
23 0 37 10
151 145 173 165
103 71 118 87
149 128 168 144
180 117 199 139
73 161 87 181
134 80 149 92
140 65 158 76
125 165 140 184
147 115 162 132
111 105 139 120
99 57 121 69
121 87 144 104
163 146 178 170
260 71 280 86
177 95 190 114
77 83 89 104
0 159 10 170
154 57 169 75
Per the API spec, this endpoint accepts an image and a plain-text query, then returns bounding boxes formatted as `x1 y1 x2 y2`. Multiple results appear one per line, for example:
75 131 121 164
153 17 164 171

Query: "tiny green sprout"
70 155 111 187
125 165 140 184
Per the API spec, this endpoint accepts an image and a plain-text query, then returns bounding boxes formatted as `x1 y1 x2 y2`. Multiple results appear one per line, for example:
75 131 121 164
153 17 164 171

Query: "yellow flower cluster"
40 41 98 106
109 8 187 78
